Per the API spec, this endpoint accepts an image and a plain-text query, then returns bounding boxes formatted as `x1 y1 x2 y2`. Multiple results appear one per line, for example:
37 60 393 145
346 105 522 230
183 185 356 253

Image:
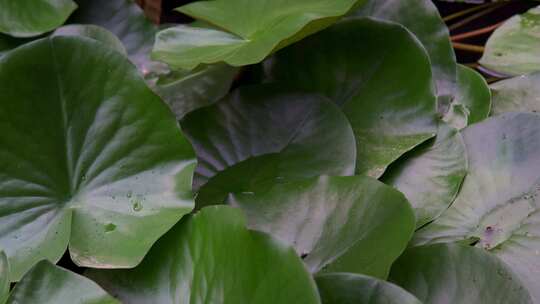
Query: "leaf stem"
449 3 506 31
451 22 503 41
443 3 495 22
452 42 485 53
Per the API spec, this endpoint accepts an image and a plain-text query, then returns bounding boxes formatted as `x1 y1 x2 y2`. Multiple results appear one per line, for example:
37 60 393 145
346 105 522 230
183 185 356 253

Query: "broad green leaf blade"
152 0 363 69
351 0 457 99
0 36 196 281
0 0 77 37
480 6 540 76
490 72 540 115
413 113 540 302
70 0 163 75
153 64 238 120
316 273 422 304
443 65 491 129
181 84 356 194
390 244 532 304
7 261 118 304
382 124 467 228
0 252 8 304
53 24 127 55
228 176 415 278
265 18 438 177
0 34 31 58
87 206 321 304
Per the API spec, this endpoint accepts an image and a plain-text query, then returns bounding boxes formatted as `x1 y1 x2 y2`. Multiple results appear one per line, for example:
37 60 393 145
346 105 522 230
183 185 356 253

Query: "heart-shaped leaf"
443 65 491 129
0 36 196 281
480 5 540 76
181 84 357 197
351 0 457 100
381 123 467 228
413 113 540 302
87 206 321 304
53 24 127 55
154 64 238 120
0 0 77 37
390 243 532 304
228 175 415 278
265 18 438 177
490 72 540 115
6 260 118 304
316 273 422 304
70 0 161 75
151 0 364 69
0 252 8 304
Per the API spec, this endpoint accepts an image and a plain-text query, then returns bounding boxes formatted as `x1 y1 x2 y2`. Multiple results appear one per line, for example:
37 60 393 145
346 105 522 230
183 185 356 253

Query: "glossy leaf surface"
228 175 415 278
0 36 196 280
53 24 126 55
88 206 321 304
390 243 532 304
152 0 364 69
413 113 540 302
7 261 118 304
352 0 457 99
0 0 77 37
317 273 422 304
480 6 540 76
382 124 467 228
490 72 540 115
265 18 438 177
181 84 356 194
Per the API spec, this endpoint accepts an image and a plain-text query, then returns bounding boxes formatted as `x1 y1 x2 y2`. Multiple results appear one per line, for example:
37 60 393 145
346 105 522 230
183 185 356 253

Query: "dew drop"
104 223 116 233
132 200 143 212
126 191 132 198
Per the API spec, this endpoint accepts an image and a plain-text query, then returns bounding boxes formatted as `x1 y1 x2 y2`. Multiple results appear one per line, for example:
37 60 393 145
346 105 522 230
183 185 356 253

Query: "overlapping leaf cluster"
0 0 540 303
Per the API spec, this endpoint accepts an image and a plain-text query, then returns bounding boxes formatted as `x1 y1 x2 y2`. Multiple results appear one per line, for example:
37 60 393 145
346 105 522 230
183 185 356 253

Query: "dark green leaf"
153 64 238 120
382 123 467 228
151 0 364 69
490 72 540 115
316 273 422 304
0 0 77 37
228 175 415 278
0 36 195 281
351 0 457 99
265 18 438 177
7 260 118 304
87 206 321 304
480 6 540 76
443 65 491 129
53 24 126 55
390 243 532 304
413 113 540 302
181 84 356 198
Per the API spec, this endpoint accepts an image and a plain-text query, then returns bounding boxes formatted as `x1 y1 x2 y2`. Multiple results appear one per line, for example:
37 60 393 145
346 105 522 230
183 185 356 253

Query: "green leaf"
228 175 415 278
0 252 8 304
0 0 77 37
151 0 364 69
351 0 457 99
413 113 540 302
153 64 238 120
265 18 438 177
87 206 321 304
0 36 196 281
390 243 533 304
7 260 118 304
381 123 467 228
490 72 540 115
53 24 127 55
70 0 163 75
316 273 422 304
480 5 540 76
181 84 356 198
443 65 491 129
0 34 31 58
